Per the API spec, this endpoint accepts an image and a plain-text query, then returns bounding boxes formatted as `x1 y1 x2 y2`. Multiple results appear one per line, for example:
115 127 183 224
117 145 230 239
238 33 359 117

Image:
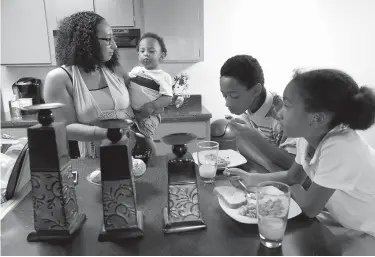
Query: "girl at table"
225 69 375 238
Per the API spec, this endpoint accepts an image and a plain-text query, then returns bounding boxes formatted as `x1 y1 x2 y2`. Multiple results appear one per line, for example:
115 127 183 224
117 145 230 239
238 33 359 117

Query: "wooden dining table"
1 156 342 255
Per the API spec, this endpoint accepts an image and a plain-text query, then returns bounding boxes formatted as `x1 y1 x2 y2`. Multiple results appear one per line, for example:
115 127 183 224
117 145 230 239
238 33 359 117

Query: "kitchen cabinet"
50 0 95 65
143 0 203 62
54 0 135 27
94 0 135 27
153 120 211 155
45 0 136 66
0 0 92 66
1 0 201 66
54 0 94 24
1 0 136 66
1 0 51 65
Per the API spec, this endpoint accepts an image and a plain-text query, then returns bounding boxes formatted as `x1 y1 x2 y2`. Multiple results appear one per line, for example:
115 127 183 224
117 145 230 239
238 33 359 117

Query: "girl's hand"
223 167 252 186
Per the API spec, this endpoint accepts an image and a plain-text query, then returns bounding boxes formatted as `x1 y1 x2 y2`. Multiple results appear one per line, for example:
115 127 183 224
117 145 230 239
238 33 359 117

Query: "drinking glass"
197 141 219 183
256 181 291 248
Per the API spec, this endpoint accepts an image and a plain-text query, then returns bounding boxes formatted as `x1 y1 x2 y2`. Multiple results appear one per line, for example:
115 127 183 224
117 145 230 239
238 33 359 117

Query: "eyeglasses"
97 37 115 45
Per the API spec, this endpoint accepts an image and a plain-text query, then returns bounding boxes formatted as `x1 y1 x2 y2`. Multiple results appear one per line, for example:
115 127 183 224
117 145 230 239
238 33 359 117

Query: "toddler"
128 32 173 137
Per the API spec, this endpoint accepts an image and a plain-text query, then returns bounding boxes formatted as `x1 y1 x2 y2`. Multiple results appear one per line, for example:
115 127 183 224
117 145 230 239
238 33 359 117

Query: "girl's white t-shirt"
295 125 375 237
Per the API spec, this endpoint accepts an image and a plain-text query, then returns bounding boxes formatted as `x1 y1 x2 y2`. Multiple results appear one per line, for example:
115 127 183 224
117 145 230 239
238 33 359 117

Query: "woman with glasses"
44 11 157 158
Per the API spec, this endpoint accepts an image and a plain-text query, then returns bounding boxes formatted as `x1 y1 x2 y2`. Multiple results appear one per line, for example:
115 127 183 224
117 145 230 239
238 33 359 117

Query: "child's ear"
310 112 327 126
253 83 263 96
160 52 166 60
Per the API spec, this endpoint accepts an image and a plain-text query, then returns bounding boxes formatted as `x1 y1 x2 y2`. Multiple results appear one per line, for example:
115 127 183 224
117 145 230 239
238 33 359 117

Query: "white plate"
0 139 19 145
86 159 146 186
218 186 302 224
86 169 101 186
86 169 143 186
192 149 247 168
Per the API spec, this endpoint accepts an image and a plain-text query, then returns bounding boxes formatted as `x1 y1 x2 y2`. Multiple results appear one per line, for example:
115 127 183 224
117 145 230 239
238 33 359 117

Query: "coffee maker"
12 77 43 115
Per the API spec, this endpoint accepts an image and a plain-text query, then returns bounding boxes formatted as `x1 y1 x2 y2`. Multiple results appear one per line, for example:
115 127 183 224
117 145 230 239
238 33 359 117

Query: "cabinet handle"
154 140 161 143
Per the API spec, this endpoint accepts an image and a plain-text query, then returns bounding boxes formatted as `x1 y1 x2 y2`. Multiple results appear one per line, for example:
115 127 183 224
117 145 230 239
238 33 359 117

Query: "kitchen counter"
1 105 212 128
162 104 212 122
1 114 39 128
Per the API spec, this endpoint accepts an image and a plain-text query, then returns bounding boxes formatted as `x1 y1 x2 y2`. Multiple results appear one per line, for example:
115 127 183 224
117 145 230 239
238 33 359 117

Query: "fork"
223 168 255 197
237 179 256 197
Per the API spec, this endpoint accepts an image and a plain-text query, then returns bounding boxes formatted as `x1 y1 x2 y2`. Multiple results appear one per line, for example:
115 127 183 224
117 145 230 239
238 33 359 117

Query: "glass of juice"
197 141 219 183
256 181 291 248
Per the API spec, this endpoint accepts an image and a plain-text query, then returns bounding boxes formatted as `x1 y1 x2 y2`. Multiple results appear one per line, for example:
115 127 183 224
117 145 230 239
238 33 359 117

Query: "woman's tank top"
63 65 135 157
70 65 134 123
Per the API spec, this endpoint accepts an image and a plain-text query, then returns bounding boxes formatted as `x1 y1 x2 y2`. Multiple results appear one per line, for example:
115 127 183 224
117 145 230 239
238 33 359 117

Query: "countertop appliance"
12 77 43 104
12 77 43 115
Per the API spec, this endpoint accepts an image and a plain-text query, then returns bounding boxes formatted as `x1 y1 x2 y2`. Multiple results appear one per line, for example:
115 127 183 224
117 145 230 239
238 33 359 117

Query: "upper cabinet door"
143 0 203 62
55 0 94 24
1 0 51 65
94 0 135 27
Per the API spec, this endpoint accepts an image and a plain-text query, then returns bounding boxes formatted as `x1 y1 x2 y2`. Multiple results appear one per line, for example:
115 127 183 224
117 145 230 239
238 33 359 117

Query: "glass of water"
256 181 291 248
197 141 219 183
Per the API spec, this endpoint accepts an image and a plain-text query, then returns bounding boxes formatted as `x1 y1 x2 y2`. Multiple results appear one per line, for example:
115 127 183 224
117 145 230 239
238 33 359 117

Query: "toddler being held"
128 32 173 137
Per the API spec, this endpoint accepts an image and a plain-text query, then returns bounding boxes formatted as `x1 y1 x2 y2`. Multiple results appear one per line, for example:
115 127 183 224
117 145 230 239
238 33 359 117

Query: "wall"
179 0 375 147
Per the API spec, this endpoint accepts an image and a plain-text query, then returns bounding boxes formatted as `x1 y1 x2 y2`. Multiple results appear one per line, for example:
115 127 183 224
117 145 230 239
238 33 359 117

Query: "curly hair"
220 55 265 90
292 69 375 130
136 32 167 56
55 11 119 72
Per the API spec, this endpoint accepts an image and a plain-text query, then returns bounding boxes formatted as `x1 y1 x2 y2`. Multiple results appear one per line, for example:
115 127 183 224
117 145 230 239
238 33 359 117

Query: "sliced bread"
214 186 247 209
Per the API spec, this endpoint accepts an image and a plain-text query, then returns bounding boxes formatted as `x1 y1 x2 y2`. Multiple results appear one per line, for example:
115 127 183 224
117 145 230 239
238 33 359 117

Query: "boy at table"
220 55 297 172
